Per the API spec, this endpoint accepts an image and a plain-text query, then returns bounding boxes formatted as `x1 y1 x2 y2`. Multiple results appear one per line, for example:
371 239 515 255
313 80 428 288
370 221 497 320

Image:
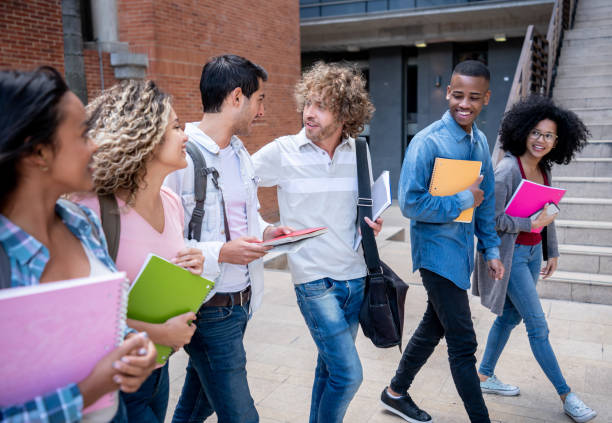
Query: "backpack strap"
98 194 121 262
186 141 230 242
186 141 208 242
0 242 11 289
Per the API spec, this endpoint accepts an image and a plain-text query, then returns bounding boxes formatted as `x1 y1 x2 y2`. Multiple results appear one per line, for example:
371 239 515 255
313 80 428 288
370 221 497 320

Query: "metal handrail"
491 0 577 165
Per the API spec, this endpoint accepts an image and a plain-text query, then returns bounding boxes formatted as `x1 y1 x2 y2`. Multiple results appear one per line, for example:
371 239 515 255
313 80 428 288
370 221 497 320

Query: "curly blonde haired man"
253 61 382 423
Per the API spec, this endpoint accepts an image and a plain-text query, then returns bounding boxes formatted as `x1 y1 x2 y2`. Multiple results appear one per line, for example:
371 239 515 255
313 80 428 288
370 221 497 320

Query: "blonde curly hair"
87 80 172 205
295 61 374 139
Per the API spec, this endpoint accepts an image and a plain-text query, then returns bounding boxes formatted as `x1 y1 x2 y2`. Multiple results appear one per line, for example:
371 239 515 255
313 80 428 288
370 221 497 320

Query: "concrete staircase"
540 0 612 305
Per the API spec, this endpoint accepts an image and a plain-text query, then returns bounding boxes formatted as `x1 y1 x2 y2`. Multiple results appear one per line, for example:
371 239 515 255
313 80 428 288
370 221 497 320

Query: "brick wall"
0 0 65 72
117 0 302 221
0 0 301 221
83 49 119 101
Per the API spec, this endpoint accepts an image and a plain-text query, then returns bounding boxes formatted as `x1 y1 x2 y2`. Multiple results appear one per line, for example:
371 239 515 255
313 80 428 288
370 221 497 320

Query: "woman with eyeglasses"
472 95 595 422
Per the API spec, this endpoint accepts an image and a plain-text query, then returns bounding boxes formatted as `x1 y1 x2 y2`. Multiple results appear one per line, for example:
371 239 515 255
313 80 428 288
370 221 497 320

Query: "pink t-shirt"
78 187 186 283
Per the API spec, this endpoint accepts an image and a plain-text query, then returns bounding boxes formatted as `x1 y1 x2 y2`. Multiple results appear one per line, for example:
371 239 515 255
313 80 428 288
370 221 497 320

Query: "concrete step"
562 107 612 121
556 96 612 108
557 244 612 274
555 219 612 247
563 37 612 49
564 27 612 41
574 13 612 23
575 140 612 157
558 196 612 219
556 63 612 78
538 270 612 305
574 9 612 21
553 157 612 177
583 123 612 139
555 76 612 90
558 45 612 59
558 53 612 66
577 0 612 9
553 176 612 197
553 86 612 100
574 5 612 16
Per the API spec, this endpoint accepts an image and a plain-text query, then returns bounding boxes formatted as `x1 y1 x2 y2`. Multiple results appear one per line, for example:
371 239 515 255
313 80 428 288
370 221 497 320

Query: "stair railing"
492 0 578 165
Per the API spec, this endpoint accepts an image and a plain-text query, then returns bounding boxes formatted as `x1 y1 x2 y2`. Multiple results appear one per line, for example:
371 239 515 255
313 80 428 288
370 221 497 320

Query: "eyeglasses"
528 129 557 143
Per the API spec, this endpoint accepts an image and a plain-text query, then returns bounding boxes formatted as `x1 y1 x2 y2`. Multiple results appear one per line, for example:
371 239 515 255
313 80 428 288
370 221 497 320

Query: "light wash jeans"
294 277 365 423
479 243 570 395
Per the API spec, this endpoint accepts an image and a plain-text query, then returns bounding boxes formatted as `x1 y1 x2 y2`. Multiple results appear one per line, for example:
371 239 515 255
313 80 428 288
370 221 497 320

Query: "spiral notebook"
128 254 215 364
429 157 482 223
0 272 128 413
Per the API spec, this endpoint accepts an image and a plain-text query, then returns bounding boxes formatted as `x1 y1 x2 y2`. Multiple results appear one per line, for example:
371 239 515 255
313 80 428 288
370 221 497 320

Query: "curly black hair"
499 95 590 170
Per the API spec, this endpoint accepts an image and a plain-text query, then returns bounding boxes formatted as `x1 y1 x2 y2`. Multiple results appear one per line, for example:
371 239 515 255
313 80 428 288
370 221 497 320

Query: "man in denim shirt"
380 61 504 423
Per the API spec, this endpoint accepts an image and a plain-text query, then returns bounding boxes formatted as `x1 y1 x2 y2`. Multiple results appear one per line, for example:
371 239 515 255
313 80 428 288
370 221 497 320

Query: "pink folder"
504 179 566 233
0 272 128 413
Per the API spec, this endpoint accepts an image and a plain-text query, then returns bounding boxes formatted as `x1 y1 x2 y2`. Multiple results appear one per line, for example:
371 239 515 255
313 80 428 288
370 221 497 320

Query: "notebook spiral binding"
116 276 130 346
429 159 441 193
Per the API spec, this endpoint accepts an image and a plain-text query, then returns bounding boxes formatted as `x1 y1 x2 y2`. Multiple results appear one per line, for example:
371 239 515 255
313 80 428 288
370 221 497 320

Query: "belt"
201 286 251 307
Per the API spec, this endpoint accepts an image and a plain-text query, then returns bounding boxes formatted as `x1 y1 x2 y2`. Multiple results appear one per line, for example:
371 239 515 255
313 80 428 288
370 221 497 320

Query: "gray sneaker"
564 392 597 422
480 375 520 396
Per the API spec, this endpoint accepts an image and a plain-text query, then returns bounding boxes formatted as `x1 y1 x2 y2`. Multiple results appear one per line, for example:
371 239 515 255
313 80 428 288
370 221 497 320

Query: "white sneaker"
564 392 597 422
479 375 520 396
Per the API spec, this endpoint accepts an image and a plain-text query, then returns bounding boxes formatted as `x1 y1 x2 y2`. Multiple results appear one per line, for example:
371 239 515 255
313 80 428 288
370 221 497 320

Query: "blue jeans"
172 300 258 423
294 277 365 423
479 243 570 395
121 363 169 423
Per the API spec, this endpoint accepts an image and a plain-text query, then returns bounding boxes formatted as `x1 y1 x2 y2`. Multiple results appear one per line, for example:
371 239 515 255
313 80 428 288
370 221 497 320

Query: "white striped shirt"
252 128 371 284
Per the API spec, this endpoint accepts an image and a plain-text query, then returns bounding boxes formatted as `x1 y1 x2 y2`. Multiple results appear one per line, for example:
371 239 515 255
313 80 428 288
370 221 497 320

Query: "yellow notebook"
428 157 482 223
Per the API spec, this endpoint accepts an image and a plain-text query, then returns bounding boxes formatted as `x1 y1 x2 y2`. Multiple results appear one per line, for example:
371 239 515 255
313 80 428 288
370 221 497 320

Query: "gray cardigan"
472 153 559 315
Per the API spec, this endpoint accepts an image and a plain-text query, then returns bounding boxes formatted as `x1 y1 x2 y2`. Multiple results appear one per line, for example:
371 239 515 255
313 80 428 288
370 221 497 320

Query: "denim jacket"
164 123 269 312
398 111 500 290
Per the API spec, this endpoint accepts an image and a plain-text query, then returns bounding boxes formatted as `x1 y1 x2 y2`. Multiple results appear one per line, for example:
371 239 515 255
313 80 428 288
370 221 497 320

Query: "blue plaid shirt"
0 201 117 423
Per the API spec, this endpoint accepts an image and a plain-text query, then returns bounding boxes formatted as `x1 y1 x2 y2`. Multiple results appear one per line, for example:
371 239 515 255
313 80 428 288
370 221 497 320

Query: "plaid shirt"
0 200 117 423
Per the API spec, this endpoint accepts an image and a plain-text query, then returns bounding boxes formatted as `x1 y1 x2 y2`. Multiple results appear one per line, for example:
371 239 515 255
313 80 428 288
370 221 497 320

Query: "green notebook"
127 253 214 364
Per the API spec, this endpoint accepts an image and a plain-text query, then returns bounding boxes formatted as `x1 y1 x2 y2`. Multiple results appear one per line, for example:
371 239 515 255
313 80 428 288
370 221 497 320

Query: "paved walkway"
165 206 612 422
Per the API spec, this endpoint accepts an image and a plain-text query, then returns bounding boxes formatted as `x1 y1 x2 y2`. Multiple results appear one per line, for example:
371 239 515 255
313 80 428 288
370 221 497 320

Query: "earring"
40 165 49 172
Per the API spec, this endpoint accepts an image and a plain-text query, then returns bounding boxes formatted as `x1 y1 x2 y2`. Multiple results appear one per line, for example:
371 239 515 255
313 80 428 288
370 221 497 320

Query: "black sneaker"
380 387 433 423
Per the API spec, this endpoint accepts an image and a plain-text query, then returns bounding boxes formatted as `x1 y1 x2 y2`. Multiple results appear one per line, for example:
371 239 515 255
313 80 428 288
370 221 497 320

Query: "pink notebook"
0 272 128 413
504 179 566 233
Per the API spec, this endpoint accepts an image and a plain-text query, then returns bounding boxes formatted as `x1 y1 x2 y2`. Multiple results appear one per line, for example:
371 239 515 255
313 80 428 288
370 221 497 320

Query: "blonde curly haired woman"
77 79 204 422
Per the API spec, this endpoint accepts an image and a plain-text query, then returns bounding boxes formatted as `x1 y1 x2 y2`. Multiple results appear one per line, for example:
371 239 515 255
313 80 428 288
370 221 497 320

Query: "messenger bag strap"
355 137 382 275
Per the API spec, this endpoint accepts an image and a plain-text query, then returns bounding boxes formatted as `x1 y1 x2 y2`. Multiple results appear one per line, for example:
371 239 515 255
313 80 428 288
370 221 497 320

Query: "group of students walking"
0 54 596 423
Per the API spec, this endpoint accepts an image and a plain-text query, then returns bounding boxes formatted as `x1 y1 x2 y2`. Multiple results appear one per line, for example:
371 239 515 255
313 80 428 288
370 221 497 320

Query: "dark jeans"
121 363 169 423
390 269 490 423
171 300 258 423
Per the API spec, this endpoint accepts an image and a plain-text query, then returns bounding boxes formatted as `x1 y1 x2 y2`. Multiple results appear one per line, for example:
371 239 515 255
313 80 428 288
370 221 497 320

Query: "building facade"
0 0 303 220
300 0 554 193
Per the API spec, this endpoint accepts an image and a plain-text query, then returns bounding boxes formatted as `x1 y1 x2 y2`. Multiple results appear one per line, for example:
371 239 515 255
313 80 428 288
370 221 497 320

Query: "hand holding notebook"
504 179 565 233
0 273 129 413
429 157 482 223
127 254 215 364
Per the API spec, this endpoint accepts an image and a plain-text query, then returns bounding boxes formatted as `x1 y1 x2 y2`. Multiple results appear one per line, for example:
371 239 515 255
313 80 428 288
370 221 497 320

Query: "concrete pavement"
164 206 612 422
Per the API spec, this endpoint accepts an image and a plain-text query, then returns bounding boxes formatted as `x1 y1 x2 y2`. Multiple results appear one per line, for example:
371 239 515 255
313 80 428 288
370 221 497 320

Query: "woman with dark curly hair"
472 95 595 422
